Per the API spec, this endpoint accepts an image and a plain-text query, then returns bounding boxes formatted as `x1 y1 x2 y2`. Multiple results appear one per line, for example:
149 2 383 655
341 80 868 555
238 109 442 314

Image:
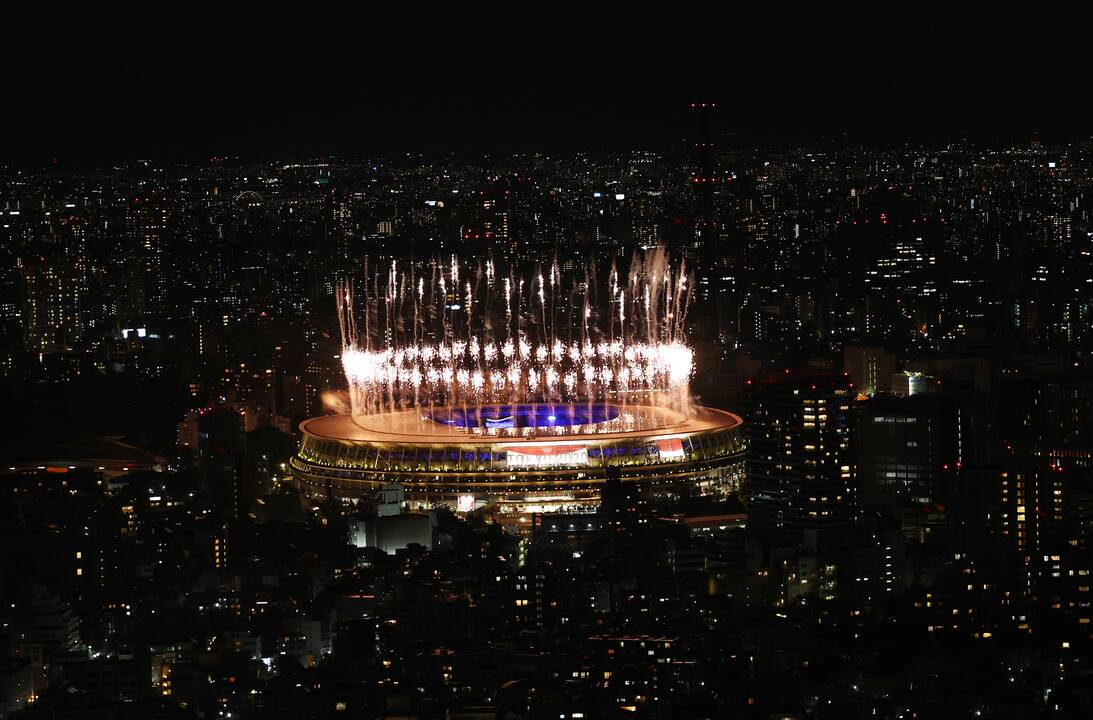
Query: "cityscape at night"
2 4 1093 719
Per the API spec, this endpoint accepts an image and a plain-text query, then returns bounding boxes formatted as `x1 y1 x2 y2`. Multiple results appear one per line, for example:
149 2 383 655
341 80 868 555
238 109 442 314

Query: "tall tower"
690 100 738 339
124 196 171 326
690 101 718 258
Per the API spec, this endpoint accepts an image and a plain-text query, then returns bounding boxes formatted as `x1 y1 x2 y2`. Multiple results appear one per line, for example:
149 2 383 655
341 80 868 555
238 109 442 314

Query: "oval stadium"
291 402 745 514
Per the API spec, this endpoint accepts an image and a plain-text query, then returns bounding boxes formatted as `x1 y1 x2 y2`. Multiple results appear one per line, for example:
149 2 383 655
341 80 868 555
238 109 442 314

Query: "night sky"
4 2 1090 162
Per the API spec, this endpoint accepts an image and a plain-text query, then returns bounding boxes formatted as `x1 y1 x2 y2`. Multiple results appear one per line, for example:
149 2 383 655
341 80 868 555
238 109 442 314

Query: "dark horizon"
5 2 1091 163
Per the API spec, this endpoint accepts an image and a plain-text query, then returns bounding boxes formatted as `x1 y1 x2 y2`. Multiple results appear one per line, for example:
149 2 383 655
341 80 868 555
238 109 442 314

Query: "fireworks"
342 338 693 407
336 249 695 430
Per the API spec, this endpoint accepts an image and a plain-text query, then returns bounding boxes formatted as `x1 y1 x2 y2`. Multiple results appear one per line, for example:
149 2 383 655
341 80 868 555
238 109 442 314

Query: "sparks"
337 250 693 425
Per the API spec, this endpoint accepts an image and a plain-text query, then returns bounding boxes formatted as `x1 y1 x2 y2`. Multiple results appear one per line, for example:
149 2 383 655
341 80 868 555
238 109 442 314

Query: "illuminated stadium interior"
425 402 621 431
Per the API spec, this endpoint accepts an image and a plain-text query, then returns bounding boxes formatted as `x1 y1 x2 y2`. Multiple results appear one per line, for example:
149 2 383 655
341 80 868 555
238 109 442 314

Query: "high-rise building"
843 345 896 397
124 196 170 324
999 461 1067 559
998 373 1093 472
745 371 858 537
866 233 936 292
859 394 960 508
689 101 717 256
18 244 85 354
460 192 512 256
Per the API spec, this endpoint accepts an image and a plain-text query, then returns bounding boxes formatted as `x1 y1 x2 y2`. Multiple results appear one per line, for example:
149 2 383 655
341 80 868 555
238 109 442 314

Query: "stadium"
291 401 745 513
291 252 746 513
